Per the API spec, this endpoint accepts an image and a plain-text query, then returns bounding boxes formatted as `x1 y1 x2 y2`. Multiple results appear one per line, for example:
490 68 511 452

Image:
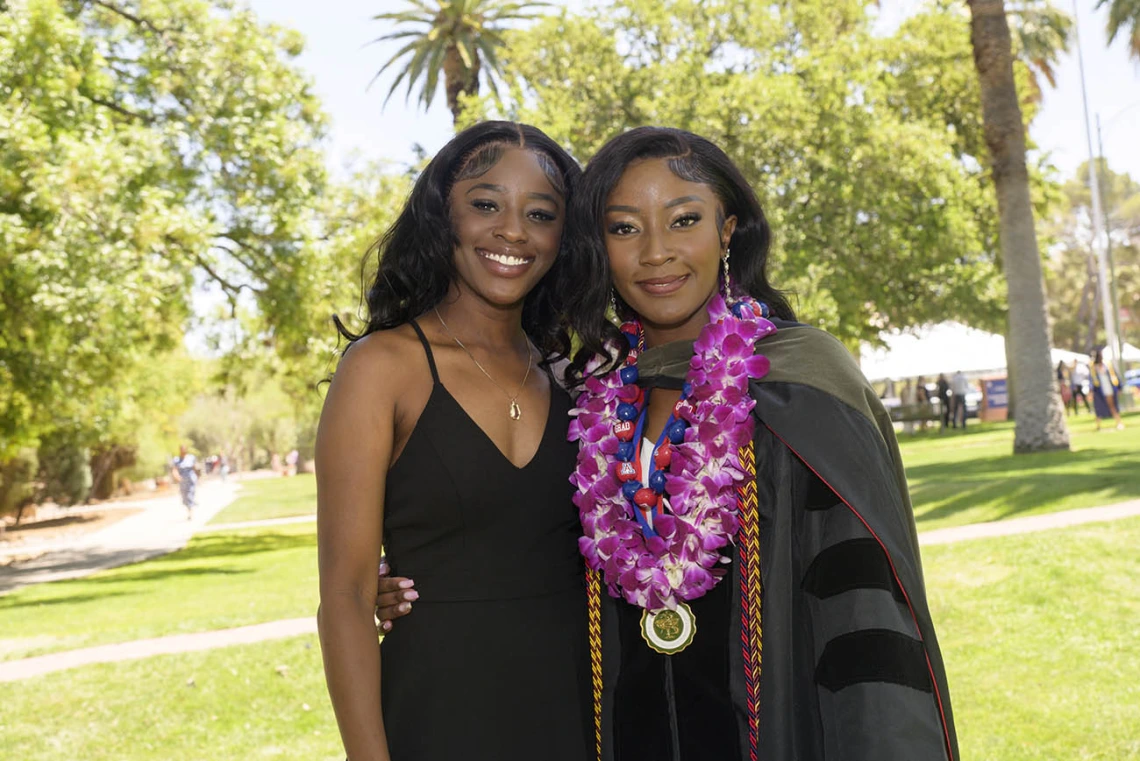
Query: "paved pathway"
917 498 1140 545
3 497 1140 682
0 617 315 683
0 480 239 595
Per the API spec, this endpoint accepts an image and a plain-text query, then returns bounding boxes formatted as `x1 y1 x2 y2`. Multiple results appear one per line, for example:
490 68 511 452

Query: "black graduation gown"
594 323 958 761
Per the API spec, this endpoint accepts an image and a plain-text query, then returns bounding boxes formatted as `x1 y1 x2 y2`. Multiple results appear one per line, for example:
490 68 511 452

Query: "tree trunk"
443 44 480 126
968 0 1070 453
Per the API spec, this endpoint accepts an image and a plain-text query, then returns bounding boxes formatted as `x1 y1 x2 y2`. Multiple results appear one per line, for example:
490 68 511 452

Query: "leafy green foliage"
0 0 329 486
469 0 1018 344
1045 160 1140 351
1098 0 1140 58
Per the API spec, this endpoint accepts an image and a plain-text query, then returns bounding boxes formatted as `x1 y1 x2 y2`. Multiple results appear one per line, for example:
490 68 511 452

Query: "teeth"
483 251 528 266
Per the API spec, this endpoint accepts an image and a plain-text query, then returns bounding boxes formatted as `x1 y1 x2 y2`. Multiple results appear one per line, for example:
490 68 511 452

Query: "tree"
471 0 1011 346
1098 0 1140 56
370 0 549 124
966 0 1071 452
1 0 330 492
1007 0 1073 99
1045 161 1140 352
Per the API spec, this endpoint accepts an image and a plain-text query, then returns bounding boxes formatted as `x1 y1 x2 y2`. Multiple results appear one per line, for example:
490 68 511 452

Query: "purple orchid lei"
568 293 778 612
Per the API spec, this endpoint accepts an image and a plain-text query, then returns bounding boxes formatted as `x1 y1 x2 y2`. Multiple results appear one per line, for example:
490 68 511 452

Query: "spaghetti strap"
409 319 440 385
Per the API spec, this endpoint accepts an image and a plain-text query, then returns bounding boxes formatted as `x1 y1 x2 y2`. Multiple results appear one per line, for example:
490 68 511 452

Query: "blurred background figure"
1070 360 1092 416
937 373 952 431
1090 350 1125 431
951 370 971 429
1057 361 1073 413
170 445 199 520
916 375 932 432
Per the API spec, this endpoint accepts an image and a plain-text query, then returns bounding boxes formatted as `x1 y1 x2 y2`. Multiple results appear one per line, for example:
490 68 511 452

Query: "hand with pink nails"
375 557 417 634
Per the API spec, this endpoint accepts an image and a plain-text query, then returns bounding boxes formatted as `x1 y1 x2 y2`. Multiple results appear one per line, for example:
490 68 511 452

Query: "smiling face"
447 145 565 310
604 158 736 345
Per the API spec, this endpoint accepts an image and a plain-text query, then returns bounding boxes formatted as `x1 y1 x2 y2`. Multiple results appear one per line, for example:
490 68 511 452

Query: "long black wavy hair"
564 126 795 384
335 121 582 362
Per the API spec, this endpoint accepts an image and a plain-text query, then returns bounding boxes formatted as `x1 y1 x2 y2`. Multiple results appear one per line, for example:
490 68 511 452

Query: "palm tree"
967 0 1071 452
1007 0 1072 98
370 0 549 125
1098 0 1140 56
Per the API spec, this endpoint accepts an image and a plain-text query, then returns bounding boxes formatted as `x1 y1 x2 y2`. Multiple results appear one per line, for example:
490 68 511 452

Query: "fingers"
375 572 417 634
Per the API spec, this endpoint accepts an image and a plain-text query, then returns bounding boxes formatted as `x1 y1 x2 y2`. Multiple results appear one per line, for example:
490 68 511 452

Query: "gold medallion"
640 601 696 654
509 400 522 421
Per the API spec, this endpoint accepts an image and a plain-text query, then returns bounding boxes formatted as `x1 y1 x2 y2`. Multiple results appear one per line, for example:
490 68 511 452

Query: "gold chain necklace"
433 307 532 421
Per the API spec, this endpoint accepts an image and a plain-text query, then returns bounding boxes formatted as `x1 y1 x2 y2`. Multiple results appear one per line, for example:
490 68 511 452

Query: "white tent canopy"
858 322 1099 382
1105 342 1140 363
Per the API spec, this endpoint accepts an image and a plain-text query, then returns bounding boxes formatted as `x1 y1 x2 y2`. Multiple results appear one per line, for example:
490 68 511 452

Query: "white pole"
1095 114 1126 375
1072 0 1120 376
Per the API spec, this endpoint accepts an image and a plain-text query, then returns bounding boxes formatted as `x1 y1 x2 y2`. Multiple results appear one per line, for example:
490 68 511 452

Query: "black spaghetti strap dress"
379 321 592 761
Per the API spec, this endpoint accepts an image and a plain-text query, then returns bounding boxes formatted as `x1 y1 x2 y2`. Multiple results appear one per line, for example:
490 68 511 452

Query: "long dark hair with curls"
335 121 582 362
564 126 794 384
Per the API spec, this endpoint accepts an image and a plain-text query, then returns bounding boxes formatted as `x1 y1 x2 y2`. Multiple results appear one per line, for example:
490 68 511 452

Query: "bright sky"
244 0 1140 181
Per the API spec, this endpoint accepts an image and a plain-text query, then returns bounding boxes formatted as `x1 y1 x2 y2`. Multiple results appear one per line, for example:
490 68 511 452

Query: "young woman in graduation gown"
561 127 959 761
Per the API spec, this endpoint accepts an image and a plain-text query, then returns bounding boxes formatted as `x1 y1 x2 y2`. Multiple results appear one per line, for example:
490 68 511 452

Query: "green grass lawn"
0 522 318 661
208 474 317 524
923 515 1140 760
4 516 1137 760
1 634 343 761
900 410 1140 530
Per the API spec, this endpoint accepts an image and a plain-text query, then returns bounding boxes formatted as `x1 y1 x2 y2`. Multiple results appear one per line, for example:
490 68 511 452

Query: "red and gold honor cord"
585 440 762 761
586 569 604 761
737 439 763 760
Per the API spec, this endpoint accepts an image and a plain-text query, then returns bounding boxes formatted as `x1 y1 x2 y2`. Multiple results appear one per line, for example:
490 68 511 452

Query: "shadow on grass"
166 530 314 564
0 531 313 610
911 454 1140 527
0 590 132 611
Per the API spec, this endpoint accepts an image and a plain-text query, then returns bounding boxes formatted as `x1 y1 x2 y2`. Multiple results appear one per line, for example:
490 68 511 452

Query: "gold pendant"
640 601 696 654
509 400 521 421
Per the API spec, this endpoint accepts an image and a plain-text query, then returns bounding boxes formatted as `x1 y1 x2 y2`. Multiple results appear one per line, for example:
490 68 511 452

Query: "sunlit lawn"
900 410 1140 530
208 474 317 524
925 516 1140 760
4 518 1138 760
0 521 317 661
1 634 342 761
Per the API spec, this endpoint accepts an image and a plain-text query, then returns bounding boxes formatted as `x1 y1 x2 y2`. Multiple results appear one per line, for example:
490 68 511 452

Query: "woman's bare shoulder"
327 325 429 406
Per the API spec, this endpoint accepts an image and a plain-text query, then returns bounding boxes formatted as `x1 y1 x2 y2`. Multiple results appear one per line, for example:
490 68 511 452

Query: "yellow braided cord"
737 440 763 759
586 569 604 761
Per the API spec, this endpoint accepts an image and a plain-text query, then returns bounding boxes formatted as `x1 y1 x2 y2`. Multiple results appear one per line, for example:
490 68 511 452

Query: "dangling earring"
609 288 619 319
721 248 732 296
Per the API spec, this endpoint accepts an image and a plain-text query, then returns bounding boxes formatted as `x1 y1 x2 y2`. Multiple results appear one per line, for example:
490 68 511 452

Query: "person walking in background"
936 373 951 430
951 370 970 429
285 448 299 477
1090 350 1124 431
1071 360 1092 415
170 445 199 520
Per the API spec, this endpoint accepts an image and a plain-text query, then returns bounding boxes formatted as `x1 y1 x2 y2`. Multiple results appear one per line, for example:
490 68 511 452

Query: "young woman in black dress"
316 122 591 761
